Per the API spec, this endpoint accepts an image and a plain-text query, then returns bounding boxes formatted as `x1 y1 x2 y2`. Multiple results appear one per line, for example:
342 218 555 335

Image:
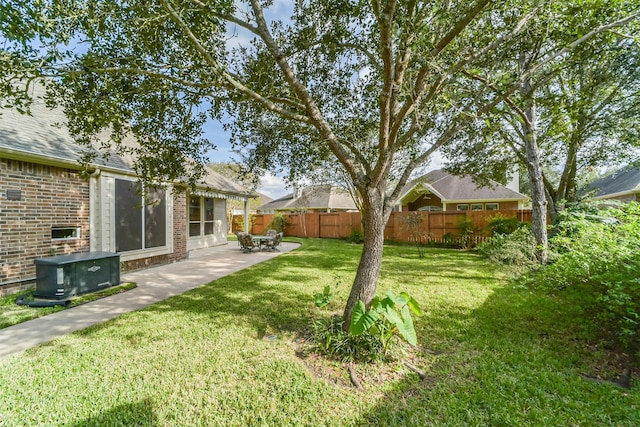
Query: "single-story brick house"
587 165 640 203
397 169 529 212
0 90 253 295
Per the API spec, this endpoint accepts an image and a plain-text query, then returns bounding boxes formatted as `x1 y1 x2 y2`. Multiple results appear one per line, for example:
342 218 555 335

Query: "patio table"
252 235 274 250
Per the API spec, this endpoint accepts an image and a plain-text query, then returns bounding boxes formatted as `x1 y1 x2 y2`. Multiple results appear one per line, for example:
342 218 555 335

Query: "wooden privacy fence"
233 209 534 244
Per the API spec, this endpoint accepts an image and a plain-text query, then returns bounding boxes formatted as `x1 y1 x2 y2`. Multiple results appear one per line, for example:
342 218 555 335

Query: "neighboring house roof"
587 165 640 199
258 184 357 211
255 192 273 204
0 85 252 198
398 169 528 204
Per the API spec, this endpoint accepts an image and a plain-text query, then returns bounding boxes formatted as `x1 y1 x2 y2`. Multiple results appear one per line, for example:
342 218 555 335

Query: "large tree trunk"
520 54 548 264
523 113 548 264
343 186 389 328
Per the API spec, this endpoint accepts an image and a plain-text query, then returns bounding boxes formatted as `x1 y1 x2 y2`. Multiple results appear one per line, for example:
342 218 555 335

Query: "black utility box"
34 252 120 299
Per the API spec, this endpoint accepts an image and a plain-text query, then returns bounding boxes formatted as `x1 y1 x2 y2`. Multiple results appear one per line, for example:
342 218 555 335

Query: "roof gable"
399 169 527 203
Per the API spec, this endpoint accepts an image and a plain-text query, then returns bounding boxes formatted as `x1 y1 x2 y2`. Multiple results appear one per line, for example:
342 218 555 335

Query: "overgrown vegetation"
486 213 521 236
479 202 640 375
477 226 538 274
530 203 640 367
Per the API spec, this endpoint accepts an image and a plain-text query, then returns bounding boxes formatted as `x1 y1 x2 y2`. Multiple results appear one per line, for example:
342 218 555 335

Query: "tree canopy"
444 9 640 218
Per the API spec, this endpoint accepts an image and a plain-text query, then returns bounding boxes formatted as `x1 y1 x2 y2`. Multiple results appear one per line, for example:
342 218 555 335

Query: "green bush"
533 203 640 360
477 226 538 273
267 212 289 234
346 227 364 244
457 217 480 249
486 213 521 236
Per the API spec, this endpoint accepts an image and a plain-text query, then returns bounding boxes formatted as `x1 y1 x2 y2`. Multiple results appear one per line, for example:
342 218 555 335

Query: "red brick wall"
171 192 187 262
0 158 90 292
1 159 189 294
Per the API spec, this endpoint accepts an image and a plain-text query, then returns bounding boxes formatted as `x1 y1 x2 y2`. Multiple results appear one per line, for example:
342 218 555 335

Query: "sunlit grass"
0 239 637 426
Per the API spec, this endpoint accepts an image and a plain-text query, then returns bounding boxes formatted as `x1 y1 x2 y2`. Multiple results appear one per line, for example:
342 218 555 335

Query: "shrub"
533 203 640 360
456 217 480 248
477 226 538 274
346 227 364 244
486 213 521 236
267 212 289 234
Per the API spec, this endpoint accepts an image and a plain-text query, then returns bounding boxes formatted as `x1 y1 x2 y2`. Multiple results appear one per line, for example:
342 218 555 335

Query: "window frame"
485 203 499 211
471 203 484 211
188 195 216 238
51 226 81 241
112 176 170 256
456 204 469 211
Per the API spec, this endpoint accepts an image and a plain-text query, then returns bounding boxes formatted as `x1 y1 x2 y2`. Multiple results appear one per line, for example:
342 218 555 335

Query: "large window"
189 195 215 237
115 179 166 252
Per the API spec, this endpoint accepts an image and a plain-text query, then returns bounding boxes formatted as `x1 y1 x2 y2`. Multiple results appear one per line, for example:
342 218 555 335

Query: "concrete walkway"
0 242 298 359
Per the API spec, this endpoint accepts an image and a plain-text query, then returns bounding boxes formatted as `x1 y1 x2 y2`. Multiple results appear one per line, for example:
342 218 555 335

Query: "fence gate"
319 213 340 238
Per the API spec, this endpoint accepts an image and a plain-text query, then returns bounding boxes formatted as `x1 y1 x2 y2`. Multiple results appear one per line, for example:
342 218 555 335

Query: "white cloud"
259 172 289 199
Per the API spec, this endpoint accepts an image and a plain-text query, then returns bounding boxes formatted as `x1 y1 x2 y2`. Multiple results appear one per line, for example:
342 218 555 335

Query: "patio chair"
238 232 258 253
266 229 277 238
264 232 283 251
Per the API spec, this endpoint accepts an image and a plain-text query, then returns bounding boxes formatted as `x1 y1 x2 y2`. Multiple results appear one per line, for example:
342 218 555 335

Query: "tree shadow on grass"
356 283 640 426
71 244 356 343
70 398 156 426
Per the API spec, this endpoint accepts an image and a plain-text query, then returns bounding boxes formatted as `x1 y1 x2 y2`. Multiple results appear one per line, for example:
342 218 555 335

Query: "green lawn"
0 239 637 426
0 283 137 329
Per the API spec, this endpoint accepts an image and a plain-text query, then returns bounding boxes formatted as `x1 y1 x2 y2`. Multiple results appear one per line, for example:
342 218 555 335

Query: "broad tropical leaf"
384 305 404 330
350 300 379 336
400 292 423 316
397 305 418 346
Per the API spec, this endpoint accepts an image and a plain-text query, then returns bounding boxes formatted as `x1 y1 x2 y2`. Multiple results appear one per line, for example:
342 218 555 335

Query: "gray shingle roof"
258 184 357 211
587 165 640 198
399 169 527 202
0 84 132 171
0 85 252 197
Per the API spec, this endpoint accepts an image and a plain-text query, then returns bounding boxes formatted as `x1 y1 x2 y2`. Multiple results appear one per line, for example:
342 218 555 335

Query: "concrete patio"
0 241 298 359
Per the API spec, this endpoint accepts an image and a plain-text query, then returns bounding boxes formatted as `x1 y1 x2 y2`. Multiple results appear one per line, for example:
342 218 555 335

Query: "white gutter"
0 146 134 176
593 188 639 200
